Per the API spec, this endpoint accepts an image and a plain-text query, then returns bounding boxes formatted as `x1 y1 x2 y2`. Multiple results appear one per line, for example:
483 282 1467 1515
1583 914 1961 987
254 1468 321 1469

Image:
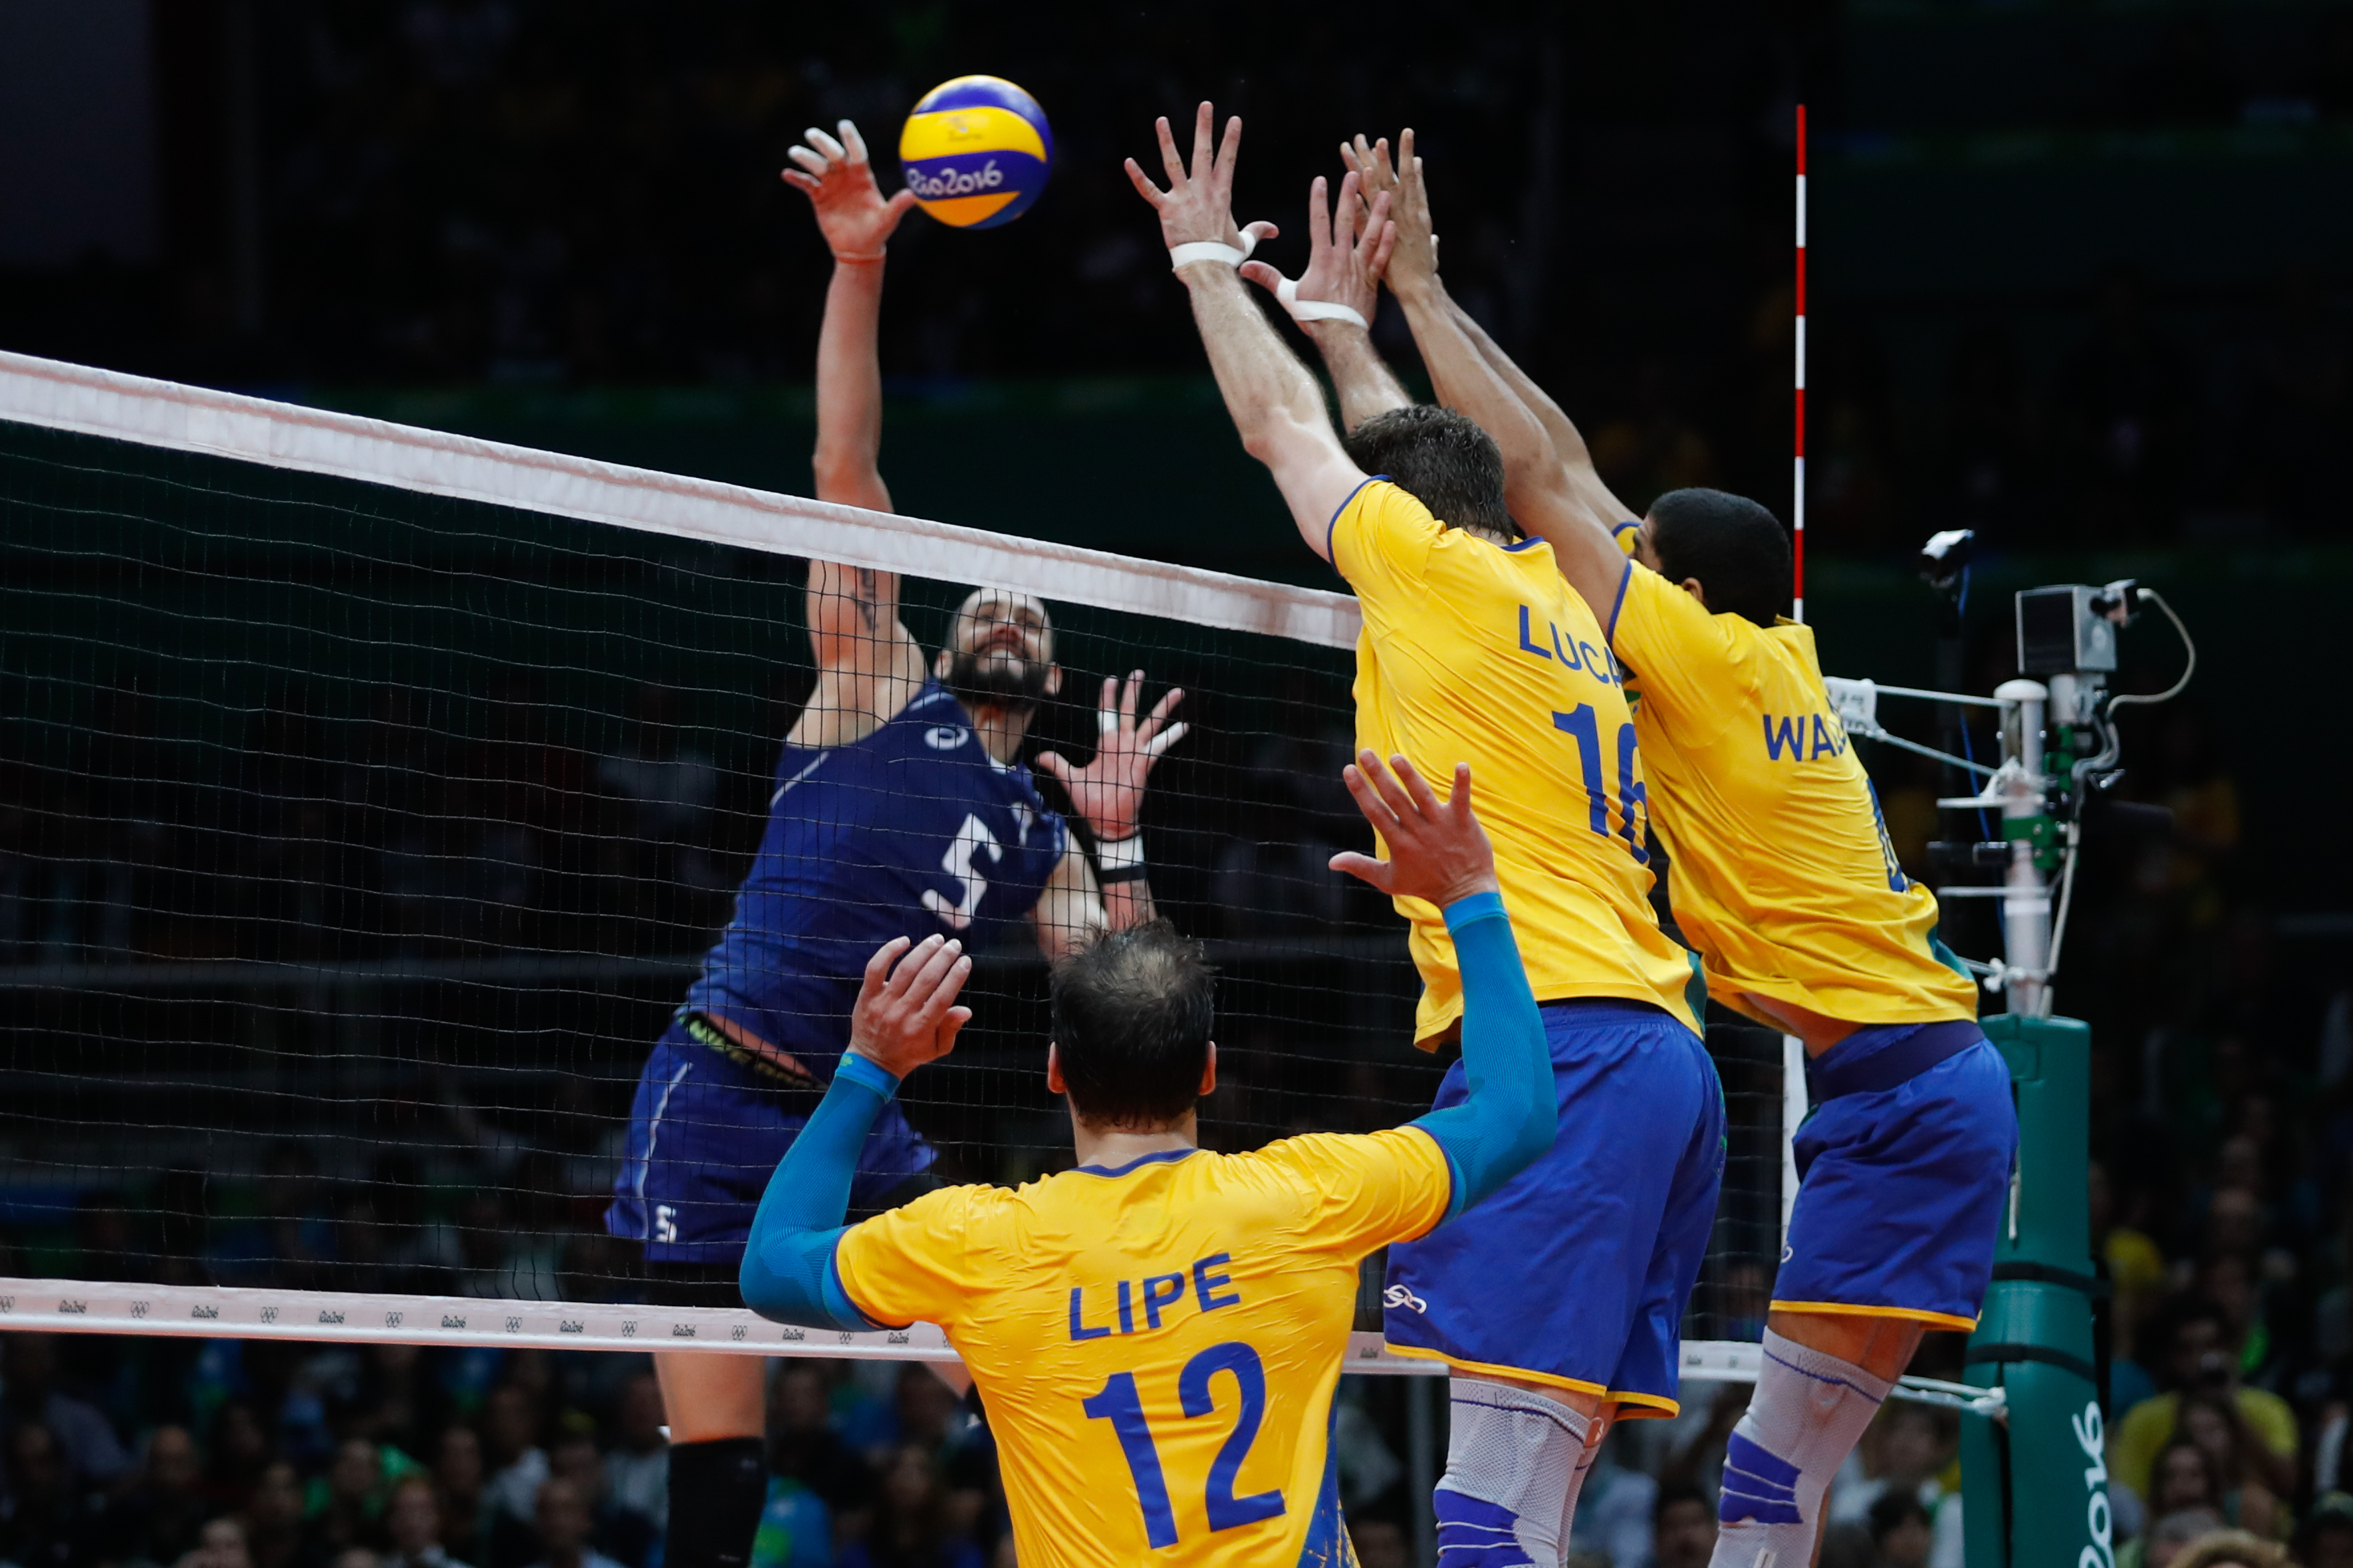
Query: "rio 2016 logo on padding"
2072 1399 2116 1568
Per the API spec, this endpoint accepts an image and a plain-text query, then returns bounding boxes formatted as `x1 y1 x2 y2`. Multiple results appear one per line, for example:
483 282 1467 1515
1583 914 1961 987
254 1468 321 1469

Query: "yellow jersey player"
739 752 1557 1568
1340 130 2019 1568
1132 105 1725 1565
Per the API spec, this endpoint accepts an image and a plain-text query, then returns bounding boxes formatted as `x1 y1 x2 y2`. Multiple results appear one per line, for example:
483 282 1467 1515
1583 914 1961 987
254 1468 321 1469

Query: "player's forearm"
739 1054 896 1329
1183 263 1331 467
1450 296 1634 530
1302 322 1411 433
1410 891 1553 1218
811 259 891 510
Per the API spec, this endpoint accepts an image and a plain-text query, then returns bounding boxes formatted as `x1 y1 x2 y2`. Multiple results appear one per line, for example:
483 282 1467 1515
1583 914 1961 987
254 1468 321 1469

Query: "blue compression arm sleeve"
737 1052 899 1330
1409 891 1555 1221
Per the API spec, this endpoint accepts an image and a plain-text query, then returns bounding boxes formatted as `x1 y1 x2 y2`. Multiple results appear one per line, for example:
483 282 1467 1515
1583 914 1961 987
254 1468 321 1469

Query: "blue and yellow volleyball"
899 76 1053 230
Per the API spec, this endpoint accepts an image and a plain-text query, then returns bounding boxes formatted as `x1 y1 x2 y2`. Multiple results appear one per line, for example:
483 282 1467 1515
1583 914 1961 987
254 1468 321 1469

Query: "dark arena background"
1 5 2349 1567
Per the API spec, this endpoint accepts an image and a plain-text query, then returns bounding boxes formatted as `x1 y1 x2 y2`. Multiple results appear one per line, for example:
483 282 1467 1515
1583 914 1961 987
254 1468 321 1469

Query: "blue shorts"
1384 999 1725 1417
604 1021 935 1264
1773 1022 2017 1329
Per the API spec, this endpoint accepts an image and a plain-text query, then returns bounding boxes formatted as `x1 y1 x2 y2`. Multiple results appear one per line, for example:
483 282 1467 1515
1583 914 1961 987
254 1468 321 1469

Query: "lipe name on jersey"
1515 606 1620 685
1763 709 1852 763
1068 1253 1243 1341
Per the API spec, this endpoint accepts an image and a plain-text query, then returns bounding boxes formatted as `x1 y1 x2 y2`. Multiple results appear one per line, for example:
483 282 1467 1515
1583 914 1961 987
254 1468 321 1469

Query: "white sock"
1710 1329 1893 1568
1433 1378 1593 1568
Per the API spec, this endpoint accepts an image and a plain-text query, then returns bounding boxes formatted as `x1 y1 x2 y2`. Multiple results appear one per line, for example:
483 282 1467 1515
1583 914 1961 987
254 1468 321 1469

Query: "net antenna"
1793 102 1807 625
0 349 1793 1390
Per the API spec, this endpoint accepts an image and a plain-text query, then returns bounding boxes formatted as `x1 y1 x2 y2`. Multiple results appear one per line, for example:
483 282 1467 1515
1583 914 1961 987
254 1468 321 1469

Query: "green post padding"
1960 1014 2114 1567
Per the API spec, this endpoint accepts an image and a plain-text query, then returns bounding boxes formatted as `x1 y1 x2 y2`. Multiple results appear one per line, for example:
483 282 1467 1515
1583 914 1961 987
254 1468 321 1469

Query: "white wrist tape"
1168 229 1261 272
1273 273 1368 329
1096 833 1146 872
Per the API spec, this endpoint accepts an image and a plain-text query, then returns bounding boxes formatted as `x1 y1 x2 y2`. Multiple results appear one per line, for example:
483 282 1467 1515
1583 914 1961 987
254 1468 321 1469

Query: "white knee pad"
1711 1329 1893 1567
1433 1378 1593 1568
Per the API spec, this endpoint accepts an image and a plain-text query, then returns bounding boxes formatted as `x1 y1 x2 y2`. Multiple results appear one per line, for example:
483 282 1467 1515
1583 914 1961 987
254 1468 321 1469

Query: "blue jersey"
684 681 1068 1079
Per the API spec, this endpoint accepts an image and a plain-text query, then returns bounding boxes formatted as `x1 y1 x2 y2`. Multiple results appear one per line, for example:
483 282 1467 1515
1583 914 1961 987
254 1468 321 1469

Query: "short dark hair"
1653 1480 1711 1523
1342 405 1515 539
1648 488 1791 627
1866 1490 1931 1539
1049 920 1215 1128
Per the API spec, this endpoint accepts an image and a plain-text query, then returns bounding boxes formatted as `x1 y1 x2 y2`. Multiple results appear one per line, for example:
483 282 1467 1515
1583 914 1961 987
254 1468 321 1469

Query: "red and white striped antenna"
1793 104 1807 623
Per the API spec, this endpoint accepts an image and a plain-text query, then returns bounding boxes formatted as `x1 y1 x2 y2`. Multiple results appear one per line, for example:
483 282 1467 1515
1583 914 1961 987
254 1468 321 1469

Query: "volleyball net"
0 351 1791 1376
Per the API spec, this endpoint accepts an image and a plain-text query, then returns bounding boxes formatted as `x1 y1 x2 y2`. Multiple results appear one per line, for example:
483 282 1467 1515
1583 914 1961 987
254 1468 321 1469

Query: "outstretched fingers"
1123 155 1167 207
1307 175 1333 257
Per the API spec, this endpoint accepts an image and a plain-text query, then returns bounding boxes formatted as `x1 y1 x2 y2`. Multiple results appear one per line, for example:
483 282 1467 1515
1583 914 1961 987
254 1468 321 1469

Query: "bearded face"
940 590 1057 718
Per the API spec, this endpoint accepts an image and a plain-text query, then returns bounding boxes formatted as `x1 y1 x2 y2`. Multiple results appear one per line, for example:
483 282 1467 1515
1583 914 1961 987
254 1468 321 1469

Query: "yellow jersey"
1331 479 1697 1044
1609 563 1977 1028
833 1129 1453 1568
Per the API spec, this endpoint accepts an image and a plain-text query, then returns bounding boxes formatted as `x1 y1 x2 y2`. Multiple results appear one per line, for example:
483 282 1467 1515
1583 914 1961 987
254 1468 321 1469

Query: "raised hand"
783 120 919 261
1124 101 1277 261
846 934 973 1078
1341 130 1438 289
1036 673 1187 844
1240 171 1396 328
1330 751 1499 909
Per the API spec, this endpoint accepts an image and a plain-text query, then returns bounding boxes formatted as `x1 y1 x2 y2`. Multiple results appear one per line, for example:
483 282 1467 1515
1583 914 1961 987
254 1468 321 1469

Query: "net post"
1793 102 1807 623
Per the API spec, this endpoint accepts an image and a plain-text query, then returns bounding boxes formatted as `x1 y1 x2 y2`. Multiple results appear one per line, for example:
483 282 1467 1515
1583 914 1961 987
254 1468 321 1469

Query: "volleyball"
899 75 1053 229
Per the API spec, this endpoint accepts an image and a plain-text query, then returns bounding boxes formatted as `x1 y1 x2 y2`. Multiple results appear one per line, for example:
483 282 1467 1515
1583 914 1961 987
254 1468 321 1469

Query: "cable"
2043 836 2080 988
1954 567 1993 840
2107 589 2195 714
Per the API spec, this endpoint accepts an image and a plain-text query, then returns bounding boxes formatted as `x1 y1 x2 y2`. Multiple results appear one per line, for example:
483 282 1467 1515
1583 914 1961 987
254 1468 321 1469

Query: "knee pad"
1433 1379 1592 1568
1717 1329 1892 1553
665 1436 769 1568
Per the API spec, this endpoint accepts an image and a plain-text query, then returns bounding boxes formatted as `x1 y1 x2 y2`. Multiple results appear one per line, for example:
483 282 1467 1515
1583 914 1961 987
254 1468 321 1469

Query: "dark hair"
1653 1480 1711 1523
1866 1490 1932 1540
1049 920 1215 1128
1647 488 1792 627
1342 405 1515 539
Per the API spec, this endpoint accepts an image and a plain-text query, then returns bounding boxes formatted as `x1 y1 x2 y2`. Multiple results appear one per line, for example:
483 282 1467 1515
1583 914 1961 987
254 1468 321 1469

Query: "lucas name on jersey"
1513 605 1622 685
1068 1252 1243 1341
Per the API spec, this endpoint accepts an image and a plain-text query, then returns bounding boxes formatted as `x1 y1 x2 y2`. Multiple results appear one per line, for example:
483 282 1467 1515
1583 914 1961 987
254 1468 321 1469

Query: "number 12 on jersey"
1081 1341 1286 1548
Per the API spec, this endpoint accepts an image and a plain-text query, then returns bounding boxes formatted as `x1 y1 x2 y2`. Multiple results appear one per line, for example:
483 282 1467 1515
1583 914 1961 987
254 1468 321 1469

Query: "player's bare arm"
1127 104 1366 559
1031 671 1189 954
1240 171 1410 433
784 120 926 748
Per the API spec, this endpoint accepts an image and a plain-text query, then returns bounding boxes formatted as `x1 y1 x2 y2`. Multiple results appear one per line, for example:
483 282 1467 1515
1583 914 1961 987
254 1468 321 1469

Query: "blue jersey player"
606 120 1187 1568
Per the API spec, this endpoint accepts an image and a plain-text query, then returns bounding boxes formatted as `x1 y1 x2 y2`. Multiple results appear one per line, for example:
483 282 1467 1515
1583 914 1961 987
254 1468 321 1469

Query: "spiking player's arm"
1238 172 1410 433
1346 131 1634 616
785 122 928 724
1128 104 1368 560
740 934 973 1329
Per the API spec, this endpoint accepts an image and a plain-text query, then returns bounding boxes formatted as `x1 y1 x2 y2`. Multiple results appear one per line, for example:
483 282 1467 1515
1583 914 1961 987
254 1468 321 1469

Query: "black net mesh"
0 412 1784 1344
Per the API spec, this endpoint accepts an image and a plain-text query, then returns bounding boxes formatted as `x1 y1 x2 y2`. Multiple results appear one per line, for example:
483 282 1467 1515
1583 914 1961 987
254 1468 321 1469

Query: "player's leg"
1431 1375 1612 1568
654 1347 771 1568
1390 1002 1710 1568
1710 1030 2015 1568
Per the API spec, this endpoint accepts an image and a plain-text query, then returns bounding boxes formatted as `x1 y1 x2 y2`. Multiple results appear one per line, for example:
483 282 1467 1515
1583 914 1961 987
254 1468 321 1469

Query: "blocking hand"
1125 101 1278 261
1341 130 1438 289
846 934 973 1079
783 120 918 261
1239 171 1396 328
1330 751 1500 909
1036 672 1187 845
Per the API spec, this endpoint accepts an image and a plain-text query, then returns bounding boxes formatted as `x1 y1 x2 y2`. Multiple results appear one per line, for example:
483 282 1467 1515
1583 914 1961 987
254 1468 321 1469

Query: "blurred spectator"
239 1462 307 1568
835 1448 977 1568
480 1387 549 1568
2175 1393 2285 1539
177 1517 255 1568
205 1404 276 1515
301 1438 392 1565
431 1428 488 1568
1345 1510 1410 1568
599 1376 664 1563
1567 1427 1655 1564
382 1474 472 1568
1652 1481 1717 1568
2167 1530 2289 1568
747 1476 832 1568
1826 1404 1954 1529
0 1422 105 1568
1866 1491 1935 1568
767 1368 872 1535
2146 1438 2227 1523
1 1335 133 1495
2114 1299 2297 1504
523 1478 625 1568
2297 1495 2353 1568
110 1425 212 1568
